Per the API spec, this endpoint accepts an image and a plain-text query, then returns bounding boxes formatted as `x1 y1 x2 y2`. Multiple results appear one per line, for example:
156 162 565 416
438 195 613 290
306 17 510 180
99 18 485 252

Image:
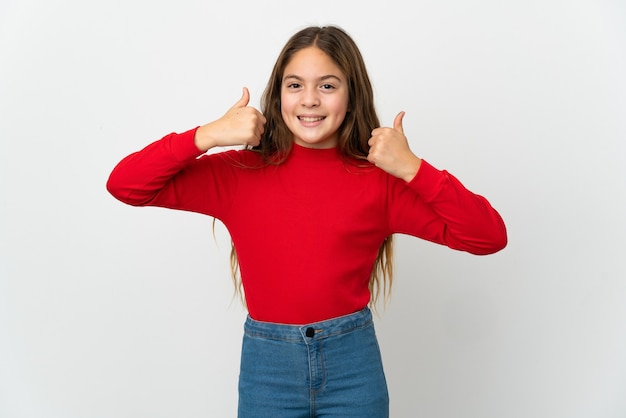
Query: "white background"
1 0 625 417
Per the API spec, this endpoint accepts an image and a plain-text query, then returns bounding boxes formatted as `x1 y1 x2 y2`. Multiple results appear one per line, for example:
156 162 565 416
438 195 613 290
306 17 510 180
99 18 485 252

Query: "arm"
388 161 507 255
106 88 266 212
106 128 204 207
369 112 507 255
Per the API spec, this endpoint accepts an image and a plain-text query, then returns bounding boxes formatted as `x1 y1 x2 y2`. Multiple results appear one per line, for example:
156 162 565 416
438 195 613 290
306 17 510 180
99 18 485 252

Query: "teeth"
299 116 323 122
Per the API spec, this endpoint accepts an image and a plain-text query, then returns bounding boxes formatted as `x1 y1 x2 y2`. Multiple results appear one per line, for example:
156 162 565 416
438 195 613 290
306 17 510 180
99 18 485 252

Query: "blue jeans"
237 307 389 417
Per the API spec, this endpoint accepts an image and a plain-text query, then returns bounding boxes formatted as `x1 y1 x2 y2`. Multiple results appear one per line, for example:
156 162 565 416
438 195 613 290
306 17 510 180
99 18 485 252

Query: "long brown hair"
230 25 394 308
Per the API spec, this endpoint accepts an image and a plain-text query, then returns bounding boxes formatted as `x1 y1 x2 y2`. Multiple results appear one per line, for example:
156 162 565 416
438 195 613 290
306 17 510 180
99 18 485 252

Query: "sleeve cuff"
405 159 448 201
168 127 204 163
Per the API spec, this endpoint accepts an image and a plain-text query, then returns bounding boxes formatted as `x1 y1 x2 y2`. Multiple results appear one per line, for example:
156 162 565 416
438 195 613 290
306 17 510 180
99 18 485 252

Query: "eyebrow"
282 74 343 83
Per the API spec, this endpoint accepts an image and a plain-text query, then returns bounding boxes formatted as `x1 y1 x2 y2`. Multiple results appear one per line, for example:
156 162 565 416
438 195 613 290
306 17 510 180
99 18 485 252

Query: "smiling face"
280 46 350 149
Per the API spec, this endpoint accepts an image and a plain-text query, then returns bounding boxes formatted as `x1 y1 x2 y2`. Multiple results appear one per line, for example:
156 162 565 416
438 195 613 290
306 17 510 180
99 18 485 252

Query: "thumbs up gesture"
367 111 422 182
194 87 267 152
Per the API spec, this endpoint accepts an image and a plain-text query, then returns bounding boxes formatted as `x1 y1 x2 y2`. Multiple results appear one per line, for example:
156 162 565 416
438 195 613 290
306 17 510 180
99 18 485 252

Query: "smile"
298 116 325 122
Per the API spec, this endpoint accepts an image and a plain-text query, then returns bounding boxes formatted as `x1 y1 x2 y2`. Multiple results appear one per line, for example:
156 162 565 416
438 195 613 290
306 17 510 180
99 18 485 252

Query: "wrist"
401 157 422 183
194 123 218 152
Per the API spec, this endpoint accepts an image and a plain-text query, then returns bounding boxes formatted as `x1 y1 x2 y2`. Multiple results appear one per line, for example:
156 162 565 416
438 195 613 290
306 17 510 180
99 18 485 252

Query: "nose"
300 87 320 108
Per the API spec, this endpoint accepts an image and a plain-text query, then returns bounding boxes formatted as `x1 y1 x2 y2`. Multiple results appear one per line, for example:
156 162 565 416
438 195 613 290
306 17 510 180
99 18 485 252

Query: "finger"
230 87 250 109
367 149 381 166
255 113 267 134
393 111 405 133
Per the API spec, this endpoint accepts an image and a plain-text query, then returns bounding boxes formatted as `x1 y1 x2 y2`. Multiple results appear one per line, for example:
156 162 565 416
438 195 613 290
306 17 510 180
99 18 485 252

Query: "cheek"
280 100 289 118
334 101 350 121
333 95 350 116
280 95 294 115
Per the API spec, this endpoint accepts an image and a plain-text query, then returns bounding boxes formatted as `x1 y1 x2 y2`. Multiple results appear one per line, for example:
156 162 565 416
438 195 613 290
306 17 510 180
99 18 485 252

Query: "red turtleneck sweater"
107 127 507 324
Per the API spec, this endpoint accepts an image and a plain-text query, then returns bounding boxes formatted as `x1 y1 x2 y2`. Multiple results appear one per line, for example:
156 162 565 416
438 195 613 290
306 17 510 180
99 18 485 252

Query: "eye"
320 83 335 90
286 82 302 89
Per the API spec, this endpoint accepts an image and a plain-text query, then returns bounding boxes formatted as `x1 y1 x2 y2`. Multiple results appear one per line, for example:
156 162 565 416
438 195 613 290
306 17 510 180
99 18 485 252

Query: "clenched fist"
194 87 267 152
367 111 422 182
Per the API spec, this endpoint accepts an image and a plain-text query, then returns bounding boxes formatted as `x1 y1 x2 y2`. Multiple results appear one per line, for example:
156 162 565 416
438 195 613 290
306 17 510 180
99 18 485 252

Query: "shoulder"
344 158 394 181
198 148 265 168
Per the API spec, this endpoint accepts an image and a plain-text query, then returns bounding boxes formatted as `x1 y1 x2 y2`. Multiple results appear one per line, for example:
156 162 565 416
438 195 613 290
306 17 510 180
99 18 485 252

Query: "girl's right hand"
194 87 267 152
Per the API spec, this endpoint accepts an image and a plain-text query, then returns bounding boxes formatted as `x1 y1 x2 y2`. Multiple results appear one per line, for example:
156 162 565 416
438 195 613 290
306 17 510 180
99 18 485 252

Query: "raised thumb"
393 111 405 133
230 87 250 109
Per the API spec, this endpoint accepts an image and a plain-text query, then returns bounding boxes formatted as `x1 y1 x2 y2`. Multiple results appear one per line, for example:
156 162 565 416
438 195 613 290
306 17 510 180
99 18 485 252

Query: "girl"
107 25 507 418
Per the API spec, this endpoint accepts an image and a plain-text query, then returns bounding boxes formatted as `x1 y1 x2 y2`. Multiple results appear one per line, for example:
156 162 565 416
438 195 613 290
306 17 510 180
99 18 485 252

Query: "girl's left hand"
367 111 422 182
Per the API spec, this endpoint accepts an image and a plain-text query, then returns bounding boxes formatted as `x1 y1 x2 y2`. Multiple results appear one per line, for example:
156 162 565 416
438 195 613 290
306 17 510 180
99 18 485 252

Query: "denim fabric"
237 308 389 417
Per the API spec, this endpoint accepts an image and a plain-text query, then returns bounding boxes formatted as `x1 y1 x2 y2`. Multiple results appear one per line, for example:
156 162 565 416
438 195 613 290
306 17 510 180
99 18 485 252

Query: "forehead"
283 46 344 79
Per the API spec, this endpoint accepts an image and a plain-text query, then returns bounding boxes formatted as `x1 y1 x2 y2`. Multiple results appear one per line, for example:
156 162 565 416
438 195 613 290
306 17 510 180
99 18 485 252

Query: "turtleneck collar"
288 142 341 162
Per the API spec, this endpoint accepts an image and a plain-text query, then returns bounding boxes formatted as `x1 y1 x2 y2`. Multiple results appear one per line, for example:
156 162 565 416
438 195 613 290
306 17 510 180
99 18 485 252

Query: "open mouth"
298 116 325 123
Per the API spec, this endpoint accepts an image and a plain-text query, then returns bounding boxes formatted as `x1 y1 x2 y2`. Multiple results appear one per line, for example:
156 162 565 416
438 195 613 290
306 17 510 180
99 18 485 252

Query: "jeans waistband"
244 307 373 343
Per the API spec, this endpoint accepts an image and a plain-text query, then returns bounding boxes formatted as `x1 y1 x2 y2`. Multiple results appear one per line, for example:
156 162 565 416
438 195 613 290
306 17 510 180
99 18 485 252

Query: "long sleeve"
387 160 507 255
106 128 239 219
106 136 506 323
106 128 201 203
